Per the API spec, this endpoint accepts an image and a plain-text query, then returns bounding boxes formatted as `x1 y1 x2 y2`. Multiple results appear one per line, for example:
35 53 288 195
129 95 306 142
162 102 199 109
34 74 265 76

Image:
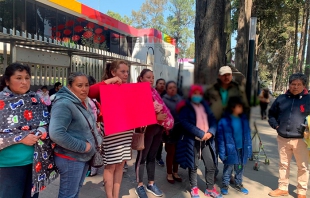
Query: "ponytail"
138 68 152 82
103 62 112 80
103 60 129 80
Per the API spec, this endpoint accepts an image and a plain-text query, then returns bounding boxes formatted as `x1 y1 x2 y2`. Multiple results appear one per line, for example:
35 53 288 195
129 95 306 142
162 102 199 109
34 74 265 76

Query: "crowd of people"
0 61 309 198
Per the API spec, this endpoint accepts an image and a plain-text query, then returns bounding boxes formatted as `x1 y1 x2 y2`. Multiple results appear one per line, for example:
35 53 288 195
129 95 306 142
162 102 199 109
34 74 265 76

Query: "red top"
88 81 107 101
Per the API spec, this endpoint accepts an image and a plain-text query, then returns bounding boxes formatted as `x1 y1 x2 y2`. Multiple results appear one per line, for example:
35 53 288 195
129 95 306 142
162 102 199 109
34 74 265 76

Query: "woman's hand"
104 77 122 85
157 113 167 121
85 142 91 152
201 132 213 141
19 134 41 146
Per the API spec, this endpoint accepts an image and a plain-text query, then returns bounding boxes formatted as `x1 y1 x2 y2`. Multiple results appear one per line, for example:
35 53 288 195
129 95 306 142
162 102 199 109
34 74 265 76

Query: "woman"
49 72 102 198
155 78 166 167
87 75 103 177
162 81 183 184
258 88 270 120
88 60 132 198
135 69 174 198
0 63 58 198
176 85 222 198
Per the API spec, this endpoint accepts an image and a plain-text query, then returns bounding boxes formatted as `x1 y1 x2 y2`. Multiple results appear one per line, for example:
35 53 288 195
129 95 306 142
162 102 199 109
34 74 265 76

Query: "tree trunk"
292 8 299 73
194 0 225 85
305 22 310 89
272 64 278 92
297 0 310 72
225 0 232 64
234 0 252 81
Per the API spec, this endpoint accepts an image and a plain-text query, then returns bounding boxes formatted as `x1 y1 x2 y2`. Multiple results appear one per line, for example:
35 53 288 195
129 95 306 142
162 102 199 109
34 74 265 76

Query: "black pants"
135 124 163 183
188 140 216 190
156 142 163 161
0 164 39 198
260 102 268 119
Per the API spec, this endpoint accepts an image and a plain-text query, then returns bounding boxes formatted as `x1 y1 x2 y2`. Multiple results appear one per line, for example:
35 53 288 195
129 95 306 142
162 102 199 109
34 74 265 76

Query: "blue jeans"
55 156 89 198
0 164 39 198
222 149 244 186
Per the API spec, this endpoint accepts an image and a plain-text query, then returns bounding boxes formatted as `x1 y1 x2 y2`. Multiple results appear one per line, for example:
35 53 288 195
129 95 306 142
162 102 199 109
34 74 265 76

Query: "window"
0 0 13 32
119 34 128 56
15 0 26 33
26 0 36 37
110 31 120 54
36 3 56 38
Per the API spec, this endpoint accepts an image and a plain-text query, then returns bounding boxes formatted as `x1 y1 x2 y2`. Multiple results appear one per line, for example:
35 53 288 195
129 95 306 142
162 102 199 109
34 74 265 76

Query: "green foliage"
113 0 195 58
165 0 195 57
253 0 307 92
131 0 168 32
185 42 195 58
106 10 133 25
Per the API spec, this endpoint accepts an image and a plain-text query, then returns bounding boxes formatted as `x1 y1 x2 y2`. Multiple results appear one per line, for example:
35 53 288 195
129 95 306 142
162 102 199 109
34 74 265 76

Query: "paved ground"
40 106 310 198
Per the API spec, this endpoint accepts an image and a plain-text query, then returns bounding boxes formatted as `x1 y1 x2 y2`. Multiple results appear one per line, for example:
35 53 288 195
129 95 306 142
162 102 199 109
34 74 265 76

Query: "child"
217 96 252 195
176 85 222 198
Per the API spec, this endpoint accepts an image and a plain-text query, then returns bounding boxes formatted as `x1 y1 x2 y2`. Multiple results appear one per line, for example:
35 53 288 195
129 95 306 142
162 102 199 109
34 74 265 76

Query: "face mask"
191 95 203 103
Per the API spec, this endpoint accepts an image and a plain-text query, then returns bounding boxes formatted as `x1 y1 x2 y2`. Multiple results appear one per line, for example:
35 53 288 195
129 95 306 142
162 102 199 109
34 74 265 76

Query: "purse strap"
76 105 99 149
136 126 147 134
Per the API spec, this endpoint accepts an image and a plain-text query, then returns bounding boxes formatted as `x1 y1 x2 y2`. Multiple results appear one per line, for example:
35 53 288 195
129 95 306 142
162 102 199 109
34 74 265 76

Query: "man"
204 66 249 179
268 73 310 198
49 82 62 96
204 66 249 122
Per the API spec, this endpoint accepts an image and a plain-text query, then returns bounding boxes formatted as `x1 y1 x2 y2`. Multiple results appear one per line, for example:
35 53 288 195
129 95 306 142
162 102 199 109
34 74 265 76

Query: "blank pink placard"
100 82 157 135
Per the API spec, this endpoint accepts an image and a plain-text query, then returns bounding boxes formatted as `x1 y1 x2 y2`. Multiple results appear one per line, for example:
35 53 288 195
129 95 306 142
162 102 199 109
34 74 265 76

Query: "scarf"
0 87 58 196
151 88 174 130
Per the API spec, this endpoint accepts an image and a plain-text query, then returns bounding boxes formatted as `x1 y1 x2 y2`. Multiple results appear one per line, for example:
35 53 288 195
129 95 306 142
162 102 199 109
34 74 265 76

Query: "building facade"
0 0 186 88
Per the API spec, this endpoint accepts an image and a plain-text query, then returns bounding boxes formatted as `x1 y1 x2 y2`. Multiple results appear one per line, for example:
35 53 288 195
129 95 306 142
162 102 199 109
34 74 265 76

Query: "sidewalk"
40 106 310 198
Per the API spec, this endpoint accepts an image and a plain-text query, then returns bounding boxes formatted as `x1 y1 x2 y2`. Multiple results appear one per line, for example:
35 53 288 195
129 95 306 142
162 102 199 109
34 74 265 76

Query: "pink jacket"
151 88 174 130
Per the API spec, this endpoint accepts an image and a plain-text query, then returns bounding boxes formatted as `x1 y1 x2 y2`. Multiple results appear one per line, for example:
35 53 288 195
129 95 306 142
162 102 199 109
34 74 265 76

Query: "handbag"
131 126 147 150
76 106 104 168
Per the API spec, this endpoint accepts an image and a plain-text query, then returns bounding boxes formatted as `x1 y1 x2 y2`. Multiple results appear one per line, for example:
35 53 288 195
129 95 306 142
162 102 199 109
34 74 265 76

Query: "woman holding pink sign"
135 69 174 198
88 60 132 198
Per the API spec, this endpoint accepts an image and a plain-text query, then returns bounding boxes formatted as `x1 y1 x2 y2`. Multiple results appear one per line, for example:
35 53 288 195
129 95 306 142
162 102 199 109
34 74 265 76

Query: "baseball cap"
219 66 232 75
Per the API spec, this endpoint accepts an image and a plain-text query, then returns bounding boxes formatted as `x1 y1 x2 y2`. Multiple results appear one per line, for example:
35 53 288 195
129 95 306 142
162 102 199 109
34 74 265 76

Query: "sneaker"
156 159 165 167
135 186 148 198
204 187 223 198
220 186 228 195
190 187 200 198
235 184 248 195
89 167 97 176
146 183 163 197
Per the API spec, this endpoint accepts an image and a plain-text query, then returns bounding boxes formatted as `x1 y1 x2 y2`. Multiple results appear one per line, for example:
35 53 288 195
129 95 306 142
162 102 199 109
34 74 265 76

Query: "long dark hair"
263 89 269 99
103 60 128 80
0 63 31 91
137 69 152 82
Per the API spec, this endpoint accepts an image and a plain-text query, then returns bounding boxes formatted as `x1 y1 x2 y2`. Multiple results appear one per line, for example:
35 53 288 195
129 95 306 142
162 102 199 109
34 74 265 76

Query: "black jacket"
268 89 310 138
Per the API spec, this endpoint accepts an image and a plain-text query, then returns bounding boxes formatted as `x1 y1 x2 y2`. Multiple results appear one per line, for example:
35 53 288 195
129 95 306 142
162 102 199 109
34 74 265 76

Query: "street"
40 106 310 198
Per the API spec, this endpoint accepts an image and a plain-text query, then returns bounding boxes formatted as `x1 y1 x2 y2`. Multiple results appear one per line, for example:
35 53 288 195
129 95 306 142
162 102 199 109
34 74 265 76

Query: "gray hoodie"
49 86 102 162
162 94 183 122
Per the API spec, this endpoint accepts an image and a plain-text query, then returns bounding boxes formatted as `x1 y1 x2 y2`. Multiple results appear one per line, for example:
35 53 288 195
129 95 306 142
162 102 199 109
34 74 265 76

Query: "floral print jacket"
151 88 174 130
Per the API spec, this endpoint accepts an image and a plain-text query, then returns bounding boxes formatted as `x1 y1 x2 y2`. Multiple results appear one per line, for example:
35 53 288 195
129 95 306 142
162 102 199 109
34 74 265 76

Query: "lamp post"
246 17 257 106
253 61 259 105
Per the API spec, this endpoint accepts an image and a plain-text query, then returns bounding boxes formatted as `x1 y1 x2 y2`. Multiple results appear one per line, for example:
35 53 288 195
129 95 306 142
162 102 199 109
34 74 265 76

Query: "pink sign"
100 82 157 135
